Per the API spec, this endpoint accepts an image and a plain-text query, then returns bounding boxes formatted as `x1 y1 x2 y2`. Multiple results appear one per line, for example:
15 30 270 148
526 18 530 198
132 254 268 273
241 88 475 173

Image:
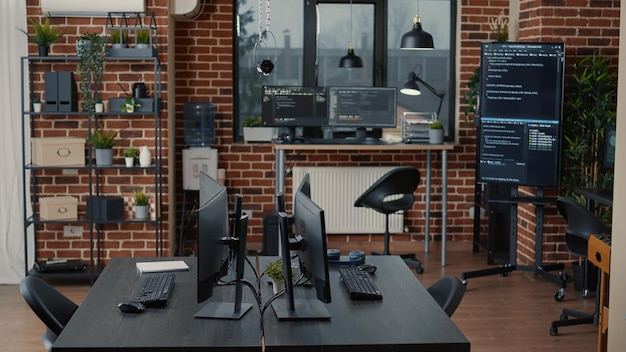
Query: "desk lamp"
400 66 445 115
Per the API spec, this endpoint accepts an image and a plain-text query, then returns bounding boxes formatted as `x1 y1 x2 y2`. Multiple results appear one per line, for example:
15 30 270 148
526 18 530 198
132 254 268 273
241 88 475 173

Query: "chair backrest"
427 276 466 317
354 166 420 212
19 275 78 336
556 197 610 239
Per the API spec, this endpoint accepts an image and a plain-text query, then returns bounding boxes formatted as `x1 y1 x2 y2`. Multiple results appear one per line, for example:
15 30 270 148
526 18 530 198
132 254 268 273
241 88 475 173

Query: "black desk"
52 257 262 351
53 256 470 352
262 256 470 352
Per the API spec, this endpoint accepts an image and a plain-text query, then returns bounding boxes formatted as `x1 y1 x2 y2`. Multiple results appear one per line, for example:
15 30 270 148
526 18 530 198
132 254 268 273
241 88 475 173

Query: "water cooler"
179 102 218 255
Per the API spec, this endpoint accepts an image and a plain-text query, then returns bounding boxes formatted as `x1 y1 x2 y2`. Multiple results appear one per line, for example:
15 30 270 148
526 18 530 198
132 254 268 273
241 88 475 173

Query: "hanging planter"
105 12 158 57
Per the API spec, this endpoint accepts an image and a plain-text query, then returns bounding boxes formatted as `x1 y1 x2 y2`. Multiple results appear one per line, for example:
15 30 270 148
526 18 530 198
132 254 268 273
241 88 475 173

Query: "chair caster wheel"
554 288 564 302
461 280 468 286
416 267 424 274
550 326 558 336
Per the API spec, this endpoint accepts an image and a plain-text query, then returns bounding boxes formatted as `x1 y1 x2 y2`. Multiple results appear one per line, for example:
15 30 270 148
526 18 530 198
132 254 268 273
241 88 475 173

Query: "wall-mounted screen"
477 42 565 188
261 86 328 127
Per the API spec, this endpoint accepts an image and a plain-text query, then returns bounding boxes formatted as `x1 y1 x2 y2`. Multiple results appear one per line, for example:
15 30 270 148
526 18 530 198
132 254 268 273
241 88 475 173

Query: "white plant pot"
33 103 42 113
95 103 104 113
135 205 149 220
429 129 444 144
95 148 113 167
272 280 285 294
125 157 134 167
126 103 135 113
136 43 150 49
243 127 277 142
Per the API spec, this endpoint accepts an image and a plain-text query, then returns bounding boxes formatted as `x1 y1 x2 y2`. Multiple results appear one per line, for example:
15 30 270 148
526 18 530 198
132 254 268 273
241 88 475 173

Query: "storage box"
31 137 85 167
401 112 437 143
87 196 124 221
39 196 78 220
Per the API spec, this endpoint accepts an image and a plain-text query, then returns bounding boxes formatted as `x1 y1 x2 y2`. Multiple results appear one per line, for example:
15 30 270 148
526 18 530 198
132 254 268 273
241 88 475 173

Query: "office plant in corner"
19 16 65 56
88 125 122 167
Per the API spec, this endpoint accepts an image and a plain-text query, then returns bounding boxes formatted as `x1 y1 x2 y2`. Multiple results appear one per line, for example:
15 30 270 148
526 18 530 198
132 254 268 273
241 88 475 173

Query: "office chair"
19 275 79 351
354 166 423 274
550 196 610 336
427 276 466 317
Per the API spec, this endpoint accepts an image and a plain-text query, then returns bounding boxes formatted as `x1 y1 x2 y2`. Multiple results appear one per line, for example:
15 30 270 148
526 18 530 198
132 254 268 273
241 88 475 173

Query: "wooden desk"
273 142 455 266
588 235 611 352
52 257 262 351
262 256 470 352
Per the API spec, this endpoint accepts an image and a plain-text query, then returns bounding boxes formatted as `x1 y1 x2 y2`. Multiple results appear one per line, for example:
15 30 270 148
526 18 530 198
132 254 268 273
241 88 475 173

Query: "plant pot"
94 148 113 167
112 43 128 49
429 129 444 144
135 205 149 220
33 103 42 113
271 280 285 294
95 103 104 113
136 43 150 49
38 45 49 57
125 157 134 167
243 127 277 143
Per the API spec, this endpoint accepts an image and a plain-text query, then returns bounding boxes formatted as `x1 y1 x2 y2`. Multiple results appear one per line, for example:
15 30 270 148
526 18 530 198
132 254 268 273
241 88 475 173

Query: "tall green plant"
76 33 107 112
561 55 616 202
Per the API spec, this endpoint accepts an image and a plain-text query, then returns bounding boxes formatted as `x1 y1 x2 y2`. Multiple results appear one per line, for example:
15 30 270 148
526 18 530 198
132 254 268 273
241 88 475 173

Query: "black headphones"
253 30 277 77
327 249 365 266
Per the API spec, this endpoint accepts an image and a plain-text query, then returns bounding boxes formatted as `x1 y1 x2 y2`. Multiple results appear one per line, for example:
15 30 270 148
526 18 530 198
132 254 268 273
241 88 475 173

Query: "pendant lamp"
339 0 363 68
400 12 434 50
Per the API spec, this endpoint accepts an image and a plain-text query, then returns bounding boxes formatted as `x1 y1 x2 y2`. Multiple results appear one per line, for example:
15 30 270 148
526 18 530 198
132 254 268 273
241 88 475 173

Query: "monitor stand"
194 301 253 320
271 298 331 320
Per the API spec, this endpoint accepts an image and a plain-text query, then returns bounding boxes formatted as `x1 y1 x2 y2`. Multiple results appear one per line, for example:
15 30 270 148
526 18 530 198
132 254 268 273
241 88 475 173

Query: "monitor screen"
477 42 565 187
261 86 328 127
327 87 397 128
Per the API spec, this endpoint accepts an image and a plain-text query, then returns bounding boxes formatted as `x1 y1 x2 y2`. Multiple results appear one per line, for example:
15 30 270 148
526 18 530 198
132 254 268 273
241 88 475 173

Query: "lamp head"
400 15 434 50
401 72 422 96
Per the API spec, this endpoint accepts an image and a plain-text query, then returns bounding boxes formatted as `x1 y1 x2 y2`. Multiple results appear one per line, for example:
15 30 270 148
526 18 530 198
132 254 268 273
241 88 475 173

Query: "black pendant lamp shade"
339 43 363 68
400 15 434 50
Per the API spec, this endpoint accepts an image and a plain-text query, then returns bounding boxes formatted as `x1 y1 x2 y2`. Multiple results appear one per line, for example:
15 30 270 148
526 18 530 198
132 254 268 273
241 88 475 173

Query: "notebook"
136 260 190 273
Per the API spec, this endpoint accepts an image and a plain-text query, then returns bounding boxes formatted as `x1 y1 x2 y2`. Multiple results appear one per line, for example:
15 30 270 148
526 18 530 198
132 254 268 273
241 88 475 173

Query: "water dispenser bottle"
184 102 215 147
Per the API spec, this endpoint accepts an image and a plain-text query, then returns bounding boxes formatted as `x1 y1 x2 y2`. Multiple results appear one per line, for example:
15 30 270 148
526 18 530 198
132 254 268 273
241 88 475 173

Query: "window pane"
317 3 374 87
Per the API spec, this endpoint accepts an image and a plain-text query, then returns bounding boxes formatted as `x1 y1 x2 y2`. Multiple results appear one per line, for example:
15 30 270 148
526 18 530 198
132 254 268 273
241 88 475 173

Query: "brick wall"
27 0 620 265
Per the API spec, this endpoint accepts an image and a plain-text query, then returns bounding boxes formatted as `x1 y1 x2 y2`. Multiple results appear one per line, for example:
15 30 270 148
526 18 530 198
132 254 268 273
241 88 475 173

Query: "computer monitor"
272 174 331 320
327 86 397 140
261 85 328 128
195 173 253 319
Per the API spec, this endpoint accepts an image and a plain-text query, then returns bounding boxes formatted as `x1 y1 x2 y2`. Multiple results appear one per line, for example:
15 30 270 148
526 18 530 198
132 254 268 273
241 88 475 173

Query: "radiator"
291 166 403 234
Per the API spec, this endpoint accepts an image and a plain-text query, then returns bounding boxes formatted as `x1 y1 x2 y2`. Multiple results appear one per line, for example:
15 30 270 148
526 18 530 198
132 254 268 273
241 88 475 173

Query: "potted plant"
109 29 128 48
265 259 286 294
123 147 138 167
76 32 107 113
133 190 150 220
32 95 42 113
19 16 64 57
95 96 104 113
242 116 275 142
88 125 122 167
428 120 444 144
136 29 151 49
121 96 141 113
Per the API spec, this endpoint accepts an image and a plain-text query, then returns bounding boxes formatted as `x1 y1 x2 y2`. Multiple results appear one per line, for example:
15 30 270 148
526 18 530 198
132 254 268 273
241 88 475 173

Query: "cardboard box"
39 196 78 220
31 137 85 167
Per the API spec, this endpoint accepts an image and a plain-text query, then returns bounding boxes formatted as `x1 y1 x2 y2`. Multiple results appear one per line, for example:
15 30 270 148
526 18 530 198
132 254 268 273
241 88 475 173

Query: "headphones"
253 30 277 76
327 249 365 266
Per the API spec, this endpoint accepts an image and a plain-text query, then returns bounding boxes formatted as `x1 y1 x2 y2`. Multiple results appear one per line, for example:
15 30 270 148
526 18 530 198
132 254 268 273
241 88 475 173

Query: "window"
234 0 456 140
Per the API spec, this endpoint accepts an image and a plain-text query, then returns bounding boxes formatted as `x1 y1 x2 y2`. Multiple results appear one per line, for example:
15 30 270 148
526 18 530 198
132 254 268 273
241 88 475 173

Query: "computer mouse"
117 300 146 313
358 264 377 274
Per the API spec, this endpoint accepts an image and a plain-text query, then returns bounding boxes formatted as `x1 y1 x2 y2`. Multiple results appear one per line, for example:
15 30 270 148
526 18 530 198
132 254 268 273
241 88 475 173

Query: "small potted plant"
242 116 275 143
87 125 122 167
265 259 286 294
95 96 104 113
32 95 42 113
428 120 445 144
121 96 141 113
123 147 138 167
109 29 128 49
136 29 151 49
19 16 65 56
133 190 150 220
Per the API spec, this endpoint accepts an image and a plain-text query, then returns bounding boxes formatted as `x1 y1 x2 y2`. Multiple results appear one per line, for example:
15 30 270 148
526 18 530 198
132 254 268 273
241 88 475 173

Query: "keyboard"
134 273 176 307
338 266 382 300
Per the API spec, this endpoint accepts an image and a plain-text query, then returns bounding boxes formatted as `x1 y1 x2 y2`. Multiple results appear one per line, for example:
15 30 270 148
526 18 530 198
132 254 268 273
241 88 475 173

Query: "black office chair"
20 275 79 351
550 196 610 336
354 166 423 274
427 276 466 317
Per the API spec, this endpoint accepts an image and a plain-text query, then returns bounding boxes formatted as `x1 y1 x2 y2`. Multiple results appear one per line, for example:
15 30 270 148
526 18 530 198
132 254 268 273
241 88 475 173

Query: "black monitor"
272 174 331 320
261 86 328 128
327 86 397 140
195 173 253 319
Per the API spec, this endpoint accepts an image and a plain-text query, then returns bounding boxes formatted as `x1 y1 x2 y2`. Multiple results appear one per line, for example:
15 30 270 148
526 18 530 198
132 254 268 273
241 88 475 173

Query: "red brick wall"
27 0 620 265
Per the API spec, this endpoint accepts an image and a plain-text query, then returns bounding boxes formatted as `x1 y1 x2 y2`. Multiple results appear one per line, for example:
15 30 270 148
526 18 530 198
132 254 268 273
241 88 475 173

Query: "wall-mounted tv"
477 42 565 188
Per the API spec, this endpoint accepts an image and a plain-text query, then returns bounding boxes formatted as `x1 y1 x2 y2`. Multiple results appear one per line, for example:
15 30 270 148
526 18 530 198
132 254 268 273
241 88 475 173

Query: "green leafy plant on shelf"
19 16 65 55
429 120 444 129
133 190 150 206
242 116 262 128
109 29 128 46
136 29 150 44
264 259 285 283
120 96 141 113
124 147 138 158
88 124 122 149
76 32 107 113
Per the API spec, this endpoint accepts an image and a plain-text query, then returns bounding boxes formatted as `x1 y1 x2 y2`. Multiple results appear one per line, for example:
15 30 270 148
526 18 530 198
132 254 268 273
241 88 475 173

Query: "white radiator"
291 167 403 234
